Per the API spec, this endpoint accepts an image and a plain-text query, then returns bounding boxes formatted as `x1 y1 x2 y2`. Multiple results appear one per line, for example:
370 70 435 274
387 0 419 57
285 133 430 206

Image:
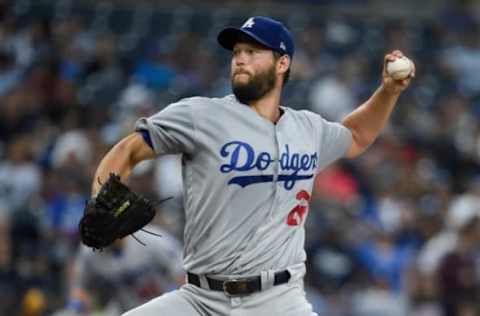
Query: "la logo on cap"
242 17 255 28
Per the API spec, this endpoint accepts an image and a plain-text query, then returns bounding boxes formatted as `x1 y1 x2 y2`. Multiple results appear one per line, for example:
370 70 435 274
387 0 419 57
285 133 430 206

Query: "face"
231 41 278 104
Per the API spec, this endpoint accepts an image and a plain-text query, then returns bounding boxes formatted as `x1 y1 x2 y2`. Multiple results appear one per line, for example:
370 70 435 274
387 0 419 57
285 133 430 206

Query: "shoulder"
161 95 240 124
284 108 351 139
284 107 325 126
287 108 349 127
156 95 233 120
170 95 233 109
284 107 321 118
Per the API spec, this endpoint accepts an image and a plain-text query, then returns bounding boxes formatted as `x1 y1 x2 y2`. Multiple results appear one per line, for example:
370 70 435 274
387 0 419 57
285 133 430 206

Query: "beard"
231 65 277 104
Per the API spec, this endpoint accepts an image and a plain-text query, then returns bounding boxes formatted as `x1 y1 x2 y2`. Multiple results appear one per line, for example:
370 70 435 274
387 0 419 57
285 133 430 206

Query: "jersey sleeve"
135 100 196 155
308 112 352 171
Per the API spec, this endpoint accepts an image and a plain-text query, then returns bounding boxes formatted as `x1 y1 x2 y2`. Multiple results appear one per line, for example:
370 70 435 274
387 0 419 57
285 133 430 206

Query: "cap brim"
217 27 273 51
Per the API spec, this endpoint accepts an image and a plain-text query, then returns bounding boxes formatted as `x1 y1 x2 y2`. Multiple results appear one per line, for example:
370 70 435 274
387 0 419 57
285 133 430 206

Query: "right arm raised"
91 132 156 196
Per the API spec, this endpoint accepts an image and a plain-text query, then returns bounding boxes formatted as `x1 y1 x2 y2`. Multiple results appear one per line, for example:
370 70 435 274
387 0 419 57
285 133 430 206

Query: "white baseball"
386 56 413 80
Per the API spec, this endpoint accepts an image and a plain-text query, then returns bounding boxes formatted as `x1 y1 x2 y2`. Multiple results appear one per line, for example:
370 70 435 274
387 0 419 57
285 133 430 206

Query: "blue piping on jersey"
139 130 154 149
228 174 313 190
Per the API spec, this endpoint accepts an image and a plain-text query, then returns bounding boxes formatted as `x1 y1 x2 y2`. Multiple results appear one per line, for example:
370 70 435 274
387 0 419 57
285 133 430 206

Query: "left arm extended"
342 50 415 158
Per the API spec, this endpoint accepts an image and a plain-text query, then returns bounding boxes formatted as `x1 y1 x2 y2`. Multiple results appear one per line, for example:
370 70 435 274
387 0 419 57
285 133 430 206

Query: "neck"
248 88 282 123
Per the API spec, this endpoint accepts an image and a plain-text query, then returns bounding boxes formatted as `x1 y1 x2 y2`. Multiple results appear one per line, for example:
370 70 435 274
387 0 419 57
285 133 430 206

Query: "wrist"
379 84 402 98
91 188 99 198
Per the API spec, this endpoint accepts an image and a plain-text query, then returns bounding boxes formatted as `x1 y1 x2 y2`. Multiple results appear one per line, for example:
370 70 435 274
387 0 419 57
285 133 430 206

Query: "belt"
187 270 291 297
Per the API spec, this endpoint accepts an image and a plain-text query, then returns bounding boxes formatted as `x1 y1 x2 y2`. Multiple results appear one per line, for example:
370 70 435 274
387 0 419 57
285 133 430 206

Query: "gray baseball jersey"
135 94 352 276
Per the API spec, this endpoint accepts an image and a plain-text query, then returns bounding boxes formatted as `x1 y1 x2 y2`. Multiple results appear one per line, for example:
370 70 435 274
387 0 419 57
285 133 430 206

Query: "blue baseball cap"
218 16 294 59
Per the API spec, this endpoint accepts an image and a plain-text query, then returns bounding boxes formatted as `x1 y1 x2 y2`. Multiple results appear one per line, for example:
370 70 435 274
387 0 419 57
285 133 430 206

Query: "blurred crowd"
2 0 480 315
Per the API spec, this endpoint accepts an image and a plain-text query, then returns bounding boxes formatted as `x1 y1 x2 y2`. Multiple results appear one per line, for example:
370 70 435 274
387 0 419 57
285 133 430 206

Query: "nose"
234 51 248 66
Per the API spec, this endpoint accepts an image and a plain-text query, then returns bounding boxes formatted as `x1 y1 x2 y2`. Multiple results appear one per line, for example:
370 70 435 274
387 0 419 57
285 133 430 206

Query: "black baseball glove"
79 173 156 250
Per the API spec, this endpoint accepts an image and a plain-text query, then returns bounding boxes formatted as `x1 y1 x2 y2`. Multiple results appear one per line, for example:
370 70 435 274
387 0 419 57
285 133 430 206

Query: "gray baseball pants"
123 273 316 316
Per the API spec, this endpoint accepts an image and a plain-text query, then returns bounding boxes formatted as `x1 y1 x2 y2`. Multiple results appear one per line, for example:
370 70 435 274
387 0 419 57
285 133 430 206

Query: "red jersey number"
287 190 311 226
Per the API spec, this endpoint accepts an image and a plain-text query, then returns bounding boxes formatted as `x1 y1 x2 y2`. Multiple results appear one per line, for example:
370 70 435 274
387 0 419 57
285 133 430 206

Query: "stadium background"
2 0 480 315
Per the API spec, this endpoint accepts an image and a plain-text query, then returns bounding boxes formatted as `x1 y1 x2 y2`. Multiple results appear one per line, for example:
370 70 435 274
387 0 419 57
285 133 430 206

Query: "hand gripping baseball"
382 50 416 95
79 173 157 250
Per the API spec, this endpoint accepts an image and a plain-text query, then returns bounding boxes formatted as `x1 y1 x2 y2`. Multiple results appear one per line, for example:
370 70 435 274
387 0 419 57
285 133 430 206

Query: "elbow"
345 127 376 158
118 132 156 166
354 129 376 150
113 136 138 167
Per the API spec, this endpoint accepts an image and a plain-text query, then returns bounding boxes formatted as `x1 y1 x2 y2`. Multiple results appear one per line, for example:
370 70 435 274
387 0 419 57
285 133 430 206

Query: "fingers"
410 60 416 78
384 49 416 79
385 50 404 63
391 50 404 58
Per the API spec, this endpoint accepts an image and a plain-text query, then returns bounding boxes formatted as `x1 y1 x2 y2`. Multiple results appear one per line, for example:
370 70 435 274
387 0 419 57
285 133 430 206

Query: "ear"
277 55 291 75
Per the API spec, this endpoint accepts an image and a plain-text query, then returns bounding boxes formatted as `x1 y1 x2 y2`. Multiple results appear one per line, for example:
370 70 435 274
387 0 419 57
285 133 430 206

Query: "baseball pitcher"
79 16 415 316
